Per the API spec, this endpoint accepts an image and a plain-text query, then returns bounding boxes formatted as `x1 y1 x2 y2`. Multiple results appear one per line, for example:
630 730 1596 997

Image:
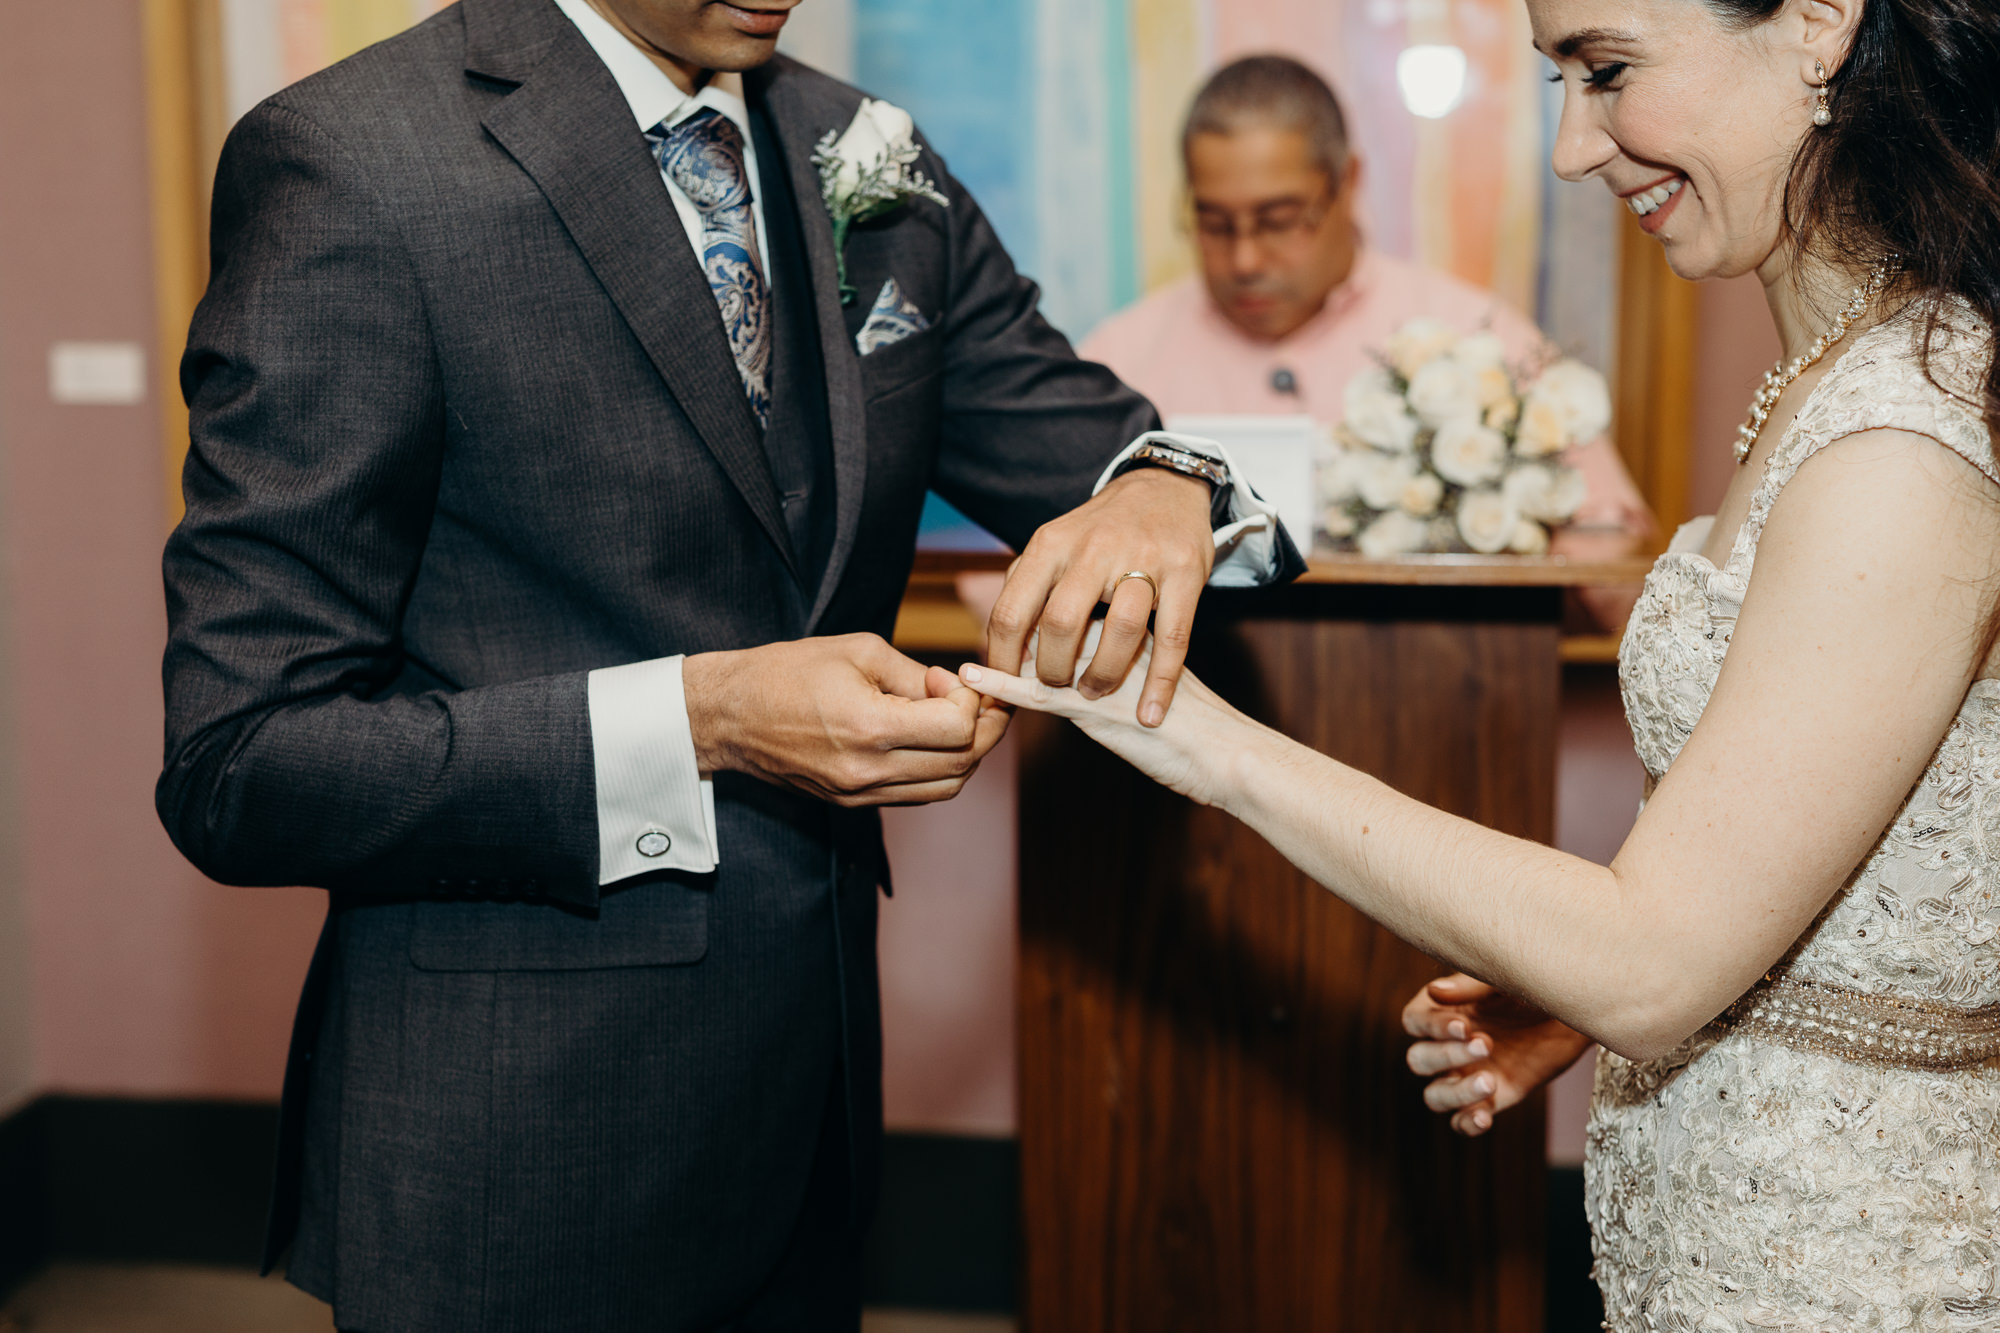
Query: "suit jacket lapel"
464 0 798 576
752 61 870 632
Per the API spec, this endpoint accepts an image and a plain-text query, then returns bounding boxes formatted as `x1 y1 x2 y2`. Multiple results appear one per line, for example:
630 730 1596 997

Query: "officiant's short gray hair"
1183 56 1351 180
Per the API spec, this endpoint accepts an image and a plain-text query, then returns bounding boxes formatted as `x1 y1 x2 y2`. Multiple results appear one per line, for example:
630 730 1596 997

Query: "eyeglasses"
1189 183 1341 250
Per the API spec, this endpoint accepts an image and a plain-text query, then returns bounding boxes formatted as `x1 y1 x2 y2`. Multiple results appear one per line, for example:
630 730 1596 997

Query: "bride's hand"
958 634 1237 807
1402 973 1593 1137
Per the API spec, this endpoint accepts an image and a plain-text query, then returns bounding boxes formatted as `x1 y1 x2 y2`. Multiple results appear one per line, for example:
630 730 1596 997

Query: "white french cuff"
588 655 720 885
1092 430 1284 588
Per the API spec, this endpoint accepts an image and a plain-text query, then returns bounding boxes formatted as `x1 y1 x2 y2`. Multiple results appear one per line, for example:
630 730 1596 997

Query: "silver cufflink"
636 830 672 858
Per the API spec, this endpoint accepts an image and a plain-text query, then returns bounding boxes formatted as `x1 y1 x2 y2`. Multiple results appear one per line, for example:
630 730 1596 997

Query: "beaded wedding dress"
1592 299 2000 1329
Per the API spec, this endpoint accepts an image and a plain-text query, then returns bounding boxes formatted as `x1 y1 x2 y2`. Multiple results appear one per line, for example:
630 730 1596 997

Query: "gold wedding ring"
1113 570 1161 609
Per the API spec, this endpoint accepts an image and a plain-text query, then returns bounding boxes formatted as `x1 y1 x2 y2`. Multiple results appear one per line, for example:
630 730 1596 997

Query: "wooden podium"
1013 555 1648 1332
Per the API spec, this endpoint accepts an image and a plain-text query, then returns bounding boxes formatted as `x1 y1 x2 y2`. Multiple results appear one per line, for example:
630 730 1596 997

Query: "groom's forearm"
158 669 603 906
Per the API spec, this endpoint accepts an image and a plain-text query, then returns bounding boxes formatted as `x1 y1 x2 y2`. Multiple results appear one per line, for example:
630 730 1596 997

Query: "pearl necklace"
1734 259 1898 463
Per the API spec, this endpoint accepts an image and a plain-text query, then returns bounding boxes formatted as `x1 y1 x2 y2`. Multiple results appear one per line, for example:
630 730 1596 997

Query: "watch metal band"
1125 442 1229 489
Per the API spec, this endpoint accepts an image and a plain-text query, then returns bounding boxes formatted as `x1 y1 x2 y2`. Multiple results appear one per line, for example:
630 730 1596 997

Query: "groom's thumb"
924 665 960 699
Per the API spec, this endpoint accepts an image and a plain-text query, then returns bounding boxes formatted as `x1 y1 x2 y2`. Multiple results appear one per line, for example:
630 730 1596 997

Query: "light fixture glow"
1396 44 1469 119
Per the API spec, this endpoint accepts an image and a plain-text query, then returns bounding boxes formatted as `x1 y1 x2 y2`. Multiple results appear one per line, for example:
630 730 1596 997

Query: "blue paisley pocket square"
855 276 931 356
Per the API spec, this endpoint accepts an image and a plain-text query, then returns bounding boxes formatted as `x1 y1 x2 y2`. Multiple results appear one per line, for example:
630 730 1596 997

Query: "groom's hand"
985 468 1214 728
683 634 1008 807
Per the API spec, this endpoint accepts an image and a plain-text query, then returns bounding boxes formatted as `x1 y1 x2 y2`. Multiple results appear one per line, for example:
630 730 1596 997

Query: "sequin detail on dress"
1599 299 2000 1329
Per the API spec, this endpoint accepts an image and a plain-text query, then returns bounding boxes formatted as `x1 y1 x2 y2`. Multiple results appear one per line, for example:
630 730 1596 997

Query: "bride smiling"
960 0 2000 1322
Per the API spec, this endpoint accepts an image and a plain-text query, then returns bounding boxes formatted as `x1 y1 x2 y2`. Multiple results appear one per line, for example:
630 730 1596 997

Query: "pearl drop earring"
1813 59 1833 126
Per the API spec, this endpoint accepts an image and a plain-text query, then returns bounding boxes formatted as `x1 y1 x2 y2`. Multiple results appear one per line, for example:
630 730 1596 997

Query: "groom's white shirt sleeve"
566 1 1288 882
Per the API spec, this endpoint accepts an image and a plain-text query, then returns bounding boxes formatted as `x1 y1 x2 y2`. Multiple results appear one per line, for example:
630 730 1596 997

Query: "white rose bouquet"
812 99 949 304
1322 322 1606 557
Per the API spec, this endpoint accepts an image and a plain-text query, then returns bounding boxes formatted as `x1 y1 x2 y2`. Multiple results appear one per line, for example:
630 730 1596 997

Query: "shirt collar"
552 0 752 141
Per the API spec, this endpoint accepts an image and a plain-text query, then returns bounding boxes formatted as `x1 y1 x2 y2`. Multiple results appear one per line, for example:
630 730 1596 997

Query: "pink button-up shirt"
1080 247 1657 554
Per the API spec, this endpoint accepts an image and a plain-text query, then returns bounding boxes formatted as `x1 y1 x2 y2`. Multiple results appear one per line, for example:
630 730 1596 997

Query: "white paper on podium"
1165 414 1321 556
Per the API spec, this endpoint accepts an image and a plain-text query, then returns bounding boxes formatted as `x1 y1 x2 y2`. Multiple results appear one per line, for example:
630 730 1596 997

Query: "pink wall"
1690 274 1782 517
0 0 322 1102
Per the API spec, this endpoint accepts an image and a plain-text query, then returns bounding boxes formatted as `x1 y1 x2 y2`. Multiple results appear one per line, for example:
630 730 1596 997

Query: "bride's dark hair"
1709 0 2000 429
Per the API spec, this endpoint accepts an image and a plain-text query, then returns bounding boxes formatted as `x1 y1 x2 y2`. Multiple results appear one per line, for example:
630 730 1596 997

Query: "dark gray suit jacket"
156 0 1164 1327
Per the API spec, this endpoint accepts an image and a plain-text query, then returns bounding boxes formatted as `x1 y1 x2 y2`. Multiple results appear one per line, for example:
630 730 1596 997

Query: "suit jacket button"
636 830 672 858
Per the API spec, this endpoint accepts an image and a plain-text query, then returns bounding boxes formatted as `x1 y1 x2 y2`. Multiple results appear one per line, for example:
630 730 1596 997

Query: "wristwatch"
1117 441 1229 489
1111 441 1236 528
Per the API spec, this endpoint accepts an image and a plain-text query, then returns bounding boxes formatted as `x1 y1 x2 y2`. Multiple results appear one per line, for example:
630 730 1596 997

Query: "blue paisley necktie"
649 108 771 430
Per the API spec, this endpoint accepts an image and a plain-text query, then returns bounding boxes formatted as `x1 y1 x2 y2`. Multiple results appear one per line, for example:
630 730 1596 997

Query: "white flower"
1355 451 1420 510
1399 471 1445 517
1454 331 1507 369
1386 318 1459 380
1507 519 1551 555
1357 509 1431 559
1471 365 1514 411
1456 487 1519 554
1321 506 1358 540
824 99 918 208
1406 358 1482 429
1514 394 1567 457
1503 462 1589 523
1342 368 1420 453
1521 358 1612 450
1319 450 1361 504
814 99 948 302
1430 417 1509 488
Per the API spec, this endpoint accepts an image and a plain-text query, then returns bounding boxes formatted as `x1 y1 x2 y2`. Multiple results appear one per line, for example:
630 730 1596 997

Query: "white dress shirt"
559 0 1284 885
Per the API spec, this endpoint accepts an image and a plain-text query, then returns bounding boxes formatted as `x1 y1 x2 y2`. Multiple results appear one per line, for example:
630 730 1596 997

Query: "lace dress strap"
1723 299 1998 575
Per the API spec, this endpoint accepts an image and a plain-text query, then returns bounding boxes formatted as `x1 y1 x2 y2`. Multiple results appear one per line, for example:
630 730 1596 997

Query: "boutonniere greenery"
813 98 949 304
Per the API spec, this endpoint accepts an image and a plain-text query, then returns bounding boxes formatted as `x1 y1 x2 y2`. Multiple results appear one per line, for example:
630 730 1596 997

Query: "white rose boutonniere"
813 98 949 304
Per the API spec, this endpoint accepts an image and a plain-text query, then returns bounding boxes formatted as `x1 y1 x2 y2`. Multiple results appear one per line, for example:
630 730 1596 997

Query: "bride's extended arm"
963 430 2000 1061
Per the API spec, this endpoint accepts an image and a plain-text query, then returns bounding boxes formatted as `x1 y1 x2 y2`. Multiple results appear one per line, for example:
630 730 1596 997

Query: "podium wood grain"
1018 583 1561 1331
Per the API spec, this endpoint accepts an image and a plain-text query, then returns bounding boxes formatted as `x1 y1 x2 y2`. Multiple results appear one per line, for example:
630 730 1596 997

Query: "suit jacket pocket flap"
859 324 941 402
409 879 709 971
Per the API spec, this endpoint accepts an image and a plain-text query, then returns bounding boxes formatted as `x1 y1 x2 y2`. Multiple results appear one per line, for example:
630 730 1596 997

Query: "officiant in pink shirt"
1083 55 1655 627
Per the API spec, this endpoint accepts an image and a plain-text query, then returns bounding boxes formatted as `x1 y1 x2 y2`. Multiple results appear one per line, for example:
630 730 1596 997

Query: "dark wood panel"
1019 600 1558 1331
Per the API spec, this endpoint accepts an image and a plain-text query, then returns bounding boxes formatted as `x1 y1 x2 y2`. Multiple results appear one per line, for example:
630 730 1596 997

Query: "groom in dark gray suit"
157 0 1297 1328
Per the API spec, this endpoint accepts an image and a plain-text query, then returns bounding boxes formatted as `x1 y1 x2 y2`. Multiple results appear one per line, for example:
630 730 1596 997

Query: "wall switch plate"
49 342 147 405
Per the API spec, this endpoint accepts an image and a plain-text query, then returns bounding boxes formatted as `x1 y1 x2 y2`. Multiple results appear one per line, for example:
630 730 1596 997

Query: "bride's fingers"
1405 1035 1491 1077
1423 1071 1497 1113
1450 1103 1497 1136
1426 973 1497 1005
1401 997 1478 1042
957 662 1069 714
